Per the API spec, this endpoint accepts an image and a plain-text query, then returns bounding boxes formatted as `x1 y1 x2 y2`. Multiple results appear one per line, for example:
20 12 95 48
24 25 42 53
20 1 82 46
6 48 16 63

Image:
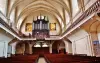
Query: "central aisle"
37 57 47 63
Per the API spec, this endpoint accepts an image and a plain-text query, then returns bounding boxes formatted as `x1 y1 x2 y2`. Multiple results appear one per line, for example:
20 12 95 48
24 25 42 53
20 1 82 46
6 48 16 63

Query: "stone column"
72 41 76 55
29 43 33 54
49 44 52 54
11 43 17 55
87 35 93 56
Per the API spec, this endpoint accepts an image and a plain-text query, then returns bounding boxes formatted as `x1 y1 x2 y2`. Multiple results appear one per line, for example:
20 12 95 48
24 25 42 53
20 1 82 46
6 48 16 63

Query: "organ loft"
32 16 50 39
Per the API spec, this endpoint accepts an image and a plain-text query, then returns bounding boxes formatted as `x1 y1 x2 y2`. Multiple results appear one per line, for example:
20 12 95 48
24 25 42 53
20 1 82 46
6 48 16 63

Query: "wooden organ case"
32 16 49 39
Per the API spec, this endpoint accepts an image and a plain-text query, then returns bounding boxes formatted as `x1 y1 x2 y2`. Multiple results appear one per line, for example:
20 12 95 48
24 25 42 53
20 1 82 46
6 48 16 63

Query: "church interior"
0 0 100 63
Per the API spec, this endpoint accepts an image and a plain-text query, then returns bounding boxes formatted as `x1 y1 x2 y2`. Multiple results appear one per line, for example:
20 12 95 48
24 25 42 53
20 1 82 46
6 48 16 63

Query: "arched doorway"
58 41 66 54
32 41 49 54
16 42 25 55
52 40 66 54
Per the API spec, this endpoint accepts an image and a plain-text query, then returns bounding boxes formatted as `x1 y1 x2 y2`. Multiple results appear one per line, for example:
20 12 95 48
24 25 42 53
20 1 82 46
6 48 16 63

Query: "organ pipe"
32 15 49 39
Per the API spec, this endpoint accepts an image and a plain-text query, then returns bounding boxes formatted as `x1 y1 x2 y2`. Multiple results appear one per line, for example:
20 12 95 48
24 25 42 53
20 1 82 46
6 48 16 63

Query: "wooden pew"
44 54 100 63
0 54 39 63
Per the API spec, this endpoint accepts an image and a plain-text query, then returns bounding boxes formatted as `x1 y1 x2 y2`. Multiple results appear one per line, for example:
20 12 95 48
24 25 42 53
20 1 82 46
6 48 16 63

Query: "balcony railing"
62 0 100 36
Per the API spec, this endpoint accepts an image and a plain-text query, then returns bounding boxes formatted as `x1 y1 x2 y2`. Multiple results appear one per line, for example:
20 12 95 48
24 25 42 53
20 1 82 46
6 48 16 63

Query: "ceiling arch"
20 11 62 35
6 0 72 35
89 21 100 33
8 0 70 19
16 3 64 22
17 7 64 30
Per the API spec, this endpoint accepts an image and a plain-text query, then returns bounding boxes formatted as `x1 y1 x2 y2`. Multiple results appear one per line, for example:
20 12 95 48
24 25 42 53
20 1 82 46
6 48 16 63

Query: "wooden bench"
44 54 100 63
0 54 39 63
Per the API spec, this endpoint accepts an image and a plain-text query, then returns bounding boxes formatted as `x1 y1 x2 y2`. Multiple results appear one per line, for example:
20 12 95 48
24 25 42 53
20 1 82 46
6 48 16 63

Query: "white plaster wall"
10 9 15 29
63 40 72 53
63 40 68 53
0 28 14 42
65 10 70 25
10 42 17 54
7 45 12 57
0 0 7 15
0 28 14 57
84 0 90 6
0 41 8 57
75 37 88 54
8 45 12 54
68 29 91 55
67 42 72 53
72 0 79 17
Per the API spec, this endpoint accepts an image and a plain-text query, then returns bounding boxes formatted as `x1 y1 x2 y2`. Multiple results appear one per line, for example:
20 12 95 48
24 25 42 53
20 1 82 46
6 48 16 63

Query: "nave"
0 0 100 63
0 54 100 63
37 57 47 63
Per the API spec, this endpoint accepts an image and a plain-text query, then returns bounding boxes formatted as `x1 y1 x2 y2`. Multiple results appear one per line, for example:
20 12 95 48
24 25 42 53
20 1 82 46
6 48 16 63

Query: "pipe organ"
32 16 49 39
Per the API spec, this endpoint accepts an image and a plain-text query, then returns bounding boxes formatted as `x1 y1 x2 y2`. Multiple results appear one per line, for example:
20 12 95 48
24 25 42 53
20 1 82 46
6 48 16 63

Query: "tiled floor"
37 57 47 63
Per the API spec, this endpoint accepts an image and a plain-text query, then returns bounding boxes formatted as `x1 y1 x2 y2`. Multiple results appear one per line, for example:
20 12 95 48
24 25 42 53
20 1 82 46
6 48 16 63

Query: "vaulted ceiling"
7 0 72 32
1 0 98 41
